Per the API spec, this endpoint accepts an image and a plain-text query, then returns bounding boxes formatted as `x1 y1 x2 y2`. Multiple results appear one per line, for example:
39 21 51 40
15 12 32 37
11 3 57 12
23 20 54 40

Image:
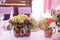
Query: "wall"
0 7 31 14
32 0 44 21
51 0 60 10
0 0 6 3
0 7 14 14
0 0 3 2
44 0 52 13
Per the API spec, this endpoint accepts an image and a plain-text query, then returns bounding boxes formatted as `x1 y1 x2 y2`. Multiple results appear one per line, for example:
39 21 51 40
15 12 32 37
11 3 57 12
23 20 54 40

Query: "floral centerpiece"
8 14 36 37
38 18 55 37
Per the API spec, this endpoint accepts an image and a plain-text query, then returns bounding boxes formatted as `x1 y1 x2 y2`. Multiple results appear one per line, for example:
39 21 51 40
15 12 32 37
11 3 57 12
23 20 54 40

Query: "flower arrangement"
38 18 56 37
51 10 60 32
8 14 36 37
55 10 60 32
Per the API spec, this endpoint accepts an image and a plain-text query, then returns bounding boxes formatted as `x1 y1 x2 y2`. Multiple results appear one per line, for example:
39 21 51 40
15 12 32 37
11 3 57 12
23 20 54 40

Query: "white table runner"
0 21 60 40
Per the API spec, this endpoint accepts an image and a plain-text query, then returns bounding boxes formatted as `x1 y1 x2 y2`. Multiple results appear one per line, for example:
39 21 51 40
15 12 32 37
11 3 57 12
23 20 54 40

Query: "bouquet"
8 14 36 37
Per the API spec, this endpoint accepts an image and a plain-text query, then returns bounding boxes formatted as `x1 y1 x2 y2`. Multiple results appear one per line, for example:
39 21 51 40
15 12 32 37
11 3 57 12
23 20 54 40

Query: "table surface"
0 21 60 40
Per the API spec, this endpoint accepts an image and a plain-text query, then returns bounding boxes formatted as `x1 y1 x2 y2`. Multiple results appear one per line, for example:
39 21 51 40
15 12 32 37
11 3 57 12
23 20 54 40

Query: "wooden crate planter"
44 27 56 38
13 23 31 37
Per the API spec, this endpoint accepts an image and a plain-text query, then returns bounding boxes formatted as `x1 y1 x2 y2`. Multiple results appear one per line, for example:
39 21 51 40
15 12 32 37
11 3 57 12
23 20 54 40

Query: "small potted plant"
38 18 55 37
7 14 36 37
